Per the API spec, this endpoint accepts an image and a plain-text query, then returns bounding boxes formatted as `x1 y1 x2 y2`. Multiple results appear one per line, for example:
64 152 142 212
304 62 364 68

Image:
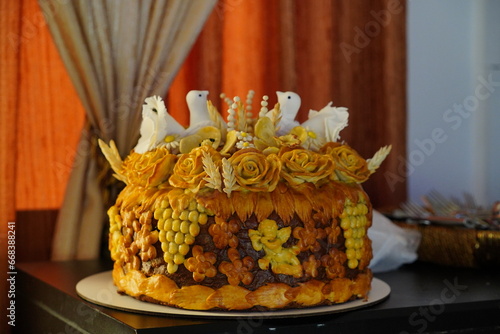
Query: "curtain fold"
39 0 217 260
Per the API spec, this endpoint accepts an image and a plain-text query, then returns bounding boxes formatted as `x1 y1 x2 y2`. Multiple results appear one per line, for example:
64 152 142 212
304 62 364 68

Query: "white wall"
407 0 500 207
477 0 500 207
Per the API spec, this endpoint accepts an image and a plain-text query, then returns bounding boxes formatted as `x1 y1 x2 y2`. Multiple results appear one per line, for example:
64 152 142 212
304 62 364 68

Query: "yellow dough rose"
321 142 370 183
123 147 177 187
228 149 281 192
279 147 334 186
169 146 222 191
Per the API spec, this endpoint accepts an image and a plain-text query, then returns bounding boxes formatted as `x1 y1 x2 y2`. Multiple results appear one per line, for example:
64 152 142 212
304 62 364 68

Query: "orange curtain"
169 0 407 208
0 2 21 331
2 0 85 213
1 1 84 331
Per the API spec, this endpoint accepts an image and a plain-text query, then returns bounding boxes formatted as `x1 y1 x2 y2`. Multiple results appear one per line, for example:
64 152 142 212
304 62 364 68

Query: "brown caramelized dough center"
109 181 373 310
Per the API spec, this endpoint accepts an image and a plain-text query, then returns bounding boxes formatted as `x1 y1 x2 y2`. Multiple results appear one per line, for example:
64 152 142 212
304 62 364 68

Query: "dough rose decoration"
98 90 391 193
228 148 281 192
279 147 334 186
169 145 222 191
320 142 371 184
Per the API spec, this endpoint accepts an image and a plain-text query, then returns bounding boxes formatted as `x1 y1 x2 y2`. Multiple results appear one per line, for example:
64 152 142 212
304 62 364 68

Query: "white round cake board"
76 271 390 319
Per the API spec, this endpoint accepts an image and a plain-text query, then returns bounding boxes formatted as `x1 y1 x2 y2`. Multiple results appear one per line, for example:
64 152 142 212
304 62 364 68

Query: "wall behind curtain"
168 0 407 208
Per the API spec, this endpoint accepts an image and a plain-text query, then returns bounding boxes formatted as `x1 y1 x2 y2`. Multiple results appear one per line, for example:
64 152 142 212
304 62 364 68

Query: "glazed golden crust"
113 264 372 310
109 180 373 311
101 93 389 312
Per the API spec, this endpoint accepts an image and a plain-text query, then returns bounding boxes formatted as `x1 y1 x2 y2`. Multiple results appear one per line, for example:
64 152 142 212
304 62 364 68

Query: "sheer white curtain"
39 0 217 260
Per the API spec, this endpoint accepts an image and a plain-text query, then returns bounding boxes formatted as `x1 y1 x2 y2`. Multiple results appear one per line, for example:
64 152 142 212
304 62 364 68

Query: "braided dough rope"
113 264 372 311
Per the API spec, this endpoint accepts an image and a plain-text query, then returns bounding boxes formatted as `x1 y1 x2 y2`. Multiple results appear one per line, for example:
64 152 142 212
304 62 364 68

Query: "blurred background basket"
395 222 500 268
391 192 500 268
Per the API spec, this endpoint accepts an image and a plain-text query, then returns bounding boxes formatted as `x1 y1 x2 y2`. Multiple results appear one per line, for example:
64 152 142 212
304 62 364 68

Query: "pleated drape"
168 0 407 208
39 0 217 260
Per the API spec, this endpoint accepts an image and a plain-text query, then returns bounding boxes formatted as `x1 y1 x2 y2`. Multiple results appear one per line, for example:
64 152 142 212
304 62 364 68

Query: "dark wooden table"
14 260 500 334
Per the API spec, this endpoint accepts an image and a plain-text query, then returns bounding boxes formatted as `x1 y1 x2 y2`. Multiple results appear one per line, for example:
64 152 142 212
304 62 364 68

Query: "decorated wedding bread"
99 90 391 310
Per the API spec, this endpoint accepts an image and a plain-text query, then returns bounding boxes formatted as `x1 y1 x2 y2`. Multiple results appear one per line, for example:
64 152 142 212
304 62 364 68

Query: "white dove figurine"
186 90 212 126
134 96 185 154
185 90 219 136
301 102 349 143
267 91 301 135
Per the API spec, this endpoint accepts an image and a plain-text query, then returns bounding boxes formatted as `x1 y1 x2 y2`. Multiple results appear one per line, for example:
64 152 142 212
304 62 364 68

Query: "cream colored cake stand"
76 271 390 319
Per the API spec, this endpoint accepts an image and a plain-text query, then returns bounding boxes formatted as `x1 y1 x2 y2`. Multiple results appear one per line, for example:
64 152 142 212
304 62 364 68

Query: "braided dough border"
112 263 372 311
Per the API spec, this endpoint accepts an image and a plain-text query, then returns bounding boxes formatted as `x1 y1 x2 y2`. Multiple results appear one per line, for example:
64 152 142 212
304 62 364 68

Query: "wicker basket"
395 222 500 268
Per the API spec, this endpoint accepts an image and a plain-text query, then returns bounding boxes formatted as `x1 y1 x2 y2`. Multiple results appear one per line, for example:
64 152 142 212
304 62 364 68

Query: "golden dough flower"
219 248 255 286
134 212 159 262
123 147 177 187
303 255 321 278
169 146 222 191
292 225 326 253
325 225 342 244
321 142 370 183
279 147 334 186
228 149 281 192
275 134 301 148
184 245 217 282
208 217 240 249
321 248 347 279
